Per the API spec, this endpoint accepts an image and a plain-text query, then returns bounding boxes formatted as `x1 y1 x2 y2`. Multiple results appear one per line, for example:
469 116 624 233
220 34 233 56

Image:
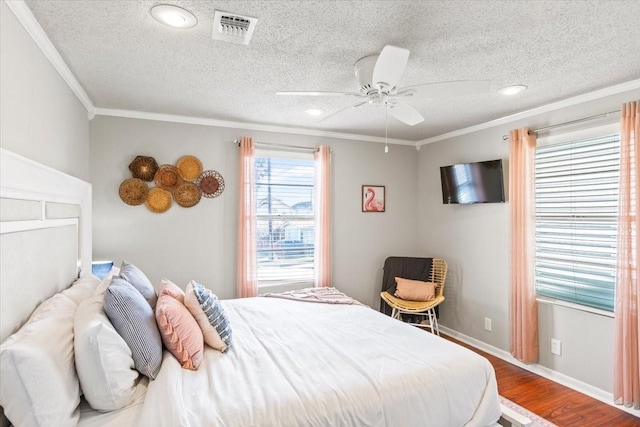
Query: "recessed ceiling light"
498 85 527 96
305 109 323 116
150 4 197 29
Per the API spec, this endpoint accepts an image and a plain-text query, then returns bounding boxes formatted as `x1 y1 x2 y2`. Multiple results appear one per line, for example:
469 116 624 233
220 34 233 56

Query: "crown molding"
93 107 416 146
417 79 640 147
4 0 95 118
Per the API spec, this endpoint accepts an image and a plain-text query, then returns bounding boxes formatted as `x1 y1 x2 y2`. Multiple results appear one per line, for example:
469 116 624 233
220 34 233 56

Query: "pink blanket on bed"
260 287 365 306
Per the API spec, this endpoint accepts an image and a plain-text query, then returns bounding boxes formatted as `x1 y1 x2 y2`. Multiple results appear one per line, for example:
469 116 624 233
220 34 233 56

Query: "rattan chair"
380 258 448 335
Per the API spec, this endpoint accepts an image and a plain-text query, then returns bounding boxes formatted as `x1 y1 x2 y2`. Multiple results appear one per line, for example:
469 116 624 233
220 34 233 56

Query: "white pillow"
94 266 121 295
0 293 80 427
60 274 101 305
74 292 139 411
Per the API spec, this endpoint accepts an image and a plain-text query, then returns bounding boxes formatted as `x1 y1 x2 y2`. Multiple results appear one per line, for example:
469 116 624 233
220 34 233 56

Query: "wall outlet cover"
551 338 562 355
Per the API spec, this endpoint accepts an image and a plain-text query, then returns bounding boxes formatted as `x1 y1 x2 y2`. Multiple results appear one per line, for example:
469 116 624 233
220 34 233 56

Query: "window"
534 128 620 312
254 150 315 288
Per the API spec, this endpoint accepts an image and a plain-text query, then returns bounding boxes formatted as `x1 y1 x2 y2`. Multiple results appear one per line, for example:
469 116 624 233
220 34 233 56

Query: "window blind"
534 134 620 312
254 155 315 287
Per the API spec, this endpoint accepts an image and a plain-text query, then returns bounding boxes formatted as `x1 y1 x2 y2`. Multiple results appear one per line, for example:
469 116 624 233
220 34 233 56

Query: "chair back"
429 259 448 298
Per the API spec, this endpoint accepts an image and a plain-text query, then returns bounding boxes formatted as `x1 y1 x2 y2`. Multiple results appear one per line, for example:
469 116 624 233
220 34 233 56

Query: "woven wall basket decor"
173 182 201 208
154 164 183 192
119 178 149 206
145 187 172 213
196 170 225 198
176 155 203 182
128 156 158 182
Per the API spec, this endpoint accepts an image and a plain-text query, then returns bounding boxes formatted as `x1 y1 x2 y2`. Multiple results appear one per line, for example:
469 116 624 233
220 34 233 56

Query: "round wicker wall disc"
174 182 202 208
119 178 149 206
145 187 172 213
128 156 158 182
196 170 225 198
176 155 203 181
154 164 183 192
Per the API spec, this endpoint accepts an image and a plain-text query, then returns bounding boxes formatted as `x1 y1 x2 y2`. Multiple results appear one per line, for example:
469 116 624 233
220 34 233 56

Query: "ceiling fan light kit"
277 45 492 128
498 85 527 96
150 5 197 29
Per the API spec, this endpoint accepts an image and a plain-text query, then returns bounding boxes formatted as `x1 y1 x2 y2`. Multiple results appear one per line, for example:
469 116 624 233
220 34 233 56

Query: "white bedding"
135 297 501 427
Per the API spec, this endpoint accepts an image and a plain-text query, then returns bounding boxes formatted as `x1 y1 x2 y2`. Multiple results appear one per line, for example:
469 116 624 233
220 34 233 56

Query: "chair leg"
427 310 435 334
431 309 440 336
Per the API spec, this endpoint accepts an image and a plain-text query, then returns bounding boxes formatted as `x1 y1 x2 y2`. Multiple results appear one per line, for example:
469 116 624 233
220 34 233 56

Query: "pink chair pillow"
394 277 436 301
155 285 203 370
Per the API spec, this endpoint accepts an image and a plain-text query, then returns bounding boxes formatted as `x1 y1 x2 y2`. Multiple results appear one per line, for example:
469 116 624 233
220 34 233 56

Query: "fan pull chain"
385 103 389 153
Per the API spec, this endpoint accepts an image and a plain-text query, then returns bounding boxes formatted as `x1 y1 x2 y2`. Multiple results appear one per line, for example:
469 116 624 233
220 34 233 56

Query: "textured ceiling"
22 0 640 141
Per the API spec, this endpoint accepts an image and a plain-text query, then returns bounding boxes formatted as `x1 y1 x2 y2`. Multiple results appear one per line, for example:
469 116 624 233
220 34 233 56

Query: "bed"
0 148 501 427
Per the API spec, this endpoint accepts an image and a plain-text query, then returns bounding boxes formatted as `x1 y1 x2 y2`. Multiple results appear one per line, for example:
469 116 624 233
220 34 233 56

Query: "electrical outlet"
551 339 562 355
484 317 492 332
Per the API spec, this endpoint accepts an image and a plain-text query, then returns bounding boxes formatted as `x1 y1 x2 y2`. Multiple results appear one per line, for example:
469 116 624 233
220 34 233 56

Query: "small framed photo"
362 185 385 212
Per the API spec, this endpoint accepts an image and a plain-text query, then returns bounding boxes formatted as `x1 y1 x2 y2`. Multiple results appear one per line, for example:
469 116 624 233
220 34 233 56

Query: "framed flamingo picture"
362 185 385 212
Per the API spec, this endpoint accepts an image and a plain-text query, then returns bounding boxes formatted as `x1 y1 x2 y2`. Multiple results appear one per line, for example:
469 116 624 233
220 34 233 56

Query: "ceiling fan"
277 45 491 126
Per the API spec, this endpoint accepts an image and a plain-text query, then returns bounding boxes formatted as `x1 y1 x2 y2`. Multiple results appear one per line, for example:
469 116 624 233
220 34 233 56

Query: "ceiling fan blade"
318 101 368 123
403 80 492 98
372 45 410 89
276 91 363 97
388 102 424 126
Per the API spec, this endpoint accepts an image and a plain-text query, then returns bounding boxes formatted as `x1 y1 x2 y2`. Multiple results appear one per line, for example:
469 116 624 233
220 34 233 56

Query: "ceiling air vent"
212 10 257 45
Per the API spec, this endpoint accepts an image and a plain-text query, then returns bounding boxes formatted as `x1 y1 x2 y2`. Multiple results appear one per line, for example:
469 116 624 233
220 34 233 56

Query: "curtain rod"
234 139 319 152
501 110 620 141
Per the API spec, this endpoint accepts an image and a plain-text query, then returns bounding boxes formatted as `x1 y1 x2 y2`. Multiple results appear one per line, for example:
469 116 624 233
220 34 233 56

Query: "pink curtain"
614 100 640 409
314 146 331 287
237 137 257 298
509 128 539 363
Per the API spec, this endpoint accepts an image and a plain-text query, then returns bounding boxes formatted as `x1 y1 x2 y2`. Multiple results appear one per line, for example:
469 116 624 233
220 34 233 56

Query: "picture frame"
362 185 385 212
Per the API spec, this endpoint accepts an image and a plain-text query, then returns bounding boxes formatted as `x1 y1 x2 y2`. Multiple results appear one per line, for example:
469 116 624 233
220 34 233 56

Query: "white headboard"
0 148 92 342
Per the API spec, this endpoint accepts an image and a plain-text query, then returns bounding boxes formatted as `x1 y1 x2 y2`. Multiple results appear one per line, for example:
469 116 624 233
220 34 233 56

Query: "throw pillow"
159 278 185 303
118 260 157 308
184 281 232 353
103 277 163 379
394 277 436 301
155 285 204 370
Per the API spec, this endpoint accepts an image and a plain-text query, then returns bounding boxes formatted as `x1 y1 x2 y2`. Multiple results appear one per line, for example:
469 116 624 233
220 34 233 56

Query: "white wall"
417 88 640 393
0 1 89 180
89 116 419 307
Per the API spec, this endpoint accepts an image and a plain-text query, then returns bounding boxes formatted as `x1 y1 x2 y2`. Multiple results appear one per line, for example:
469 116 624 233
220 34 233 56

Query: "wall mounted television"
440 159 505 204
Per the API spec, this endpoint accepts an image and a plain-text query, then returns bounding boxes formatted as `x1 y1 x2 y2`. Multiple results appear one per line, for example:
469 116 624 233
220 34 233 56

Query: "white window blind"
534 133 620 312
255 152 315 288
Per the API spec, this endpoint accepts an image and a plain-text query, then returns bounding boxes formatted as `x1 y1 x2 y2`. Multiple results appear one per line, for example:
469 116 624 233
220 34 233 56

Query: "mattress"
132 297 501 426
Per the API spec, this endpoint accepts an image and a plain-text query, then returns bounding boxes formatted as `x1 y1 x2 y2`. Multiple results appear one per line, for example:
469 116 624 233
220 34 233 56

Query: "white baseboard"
439 326 640 419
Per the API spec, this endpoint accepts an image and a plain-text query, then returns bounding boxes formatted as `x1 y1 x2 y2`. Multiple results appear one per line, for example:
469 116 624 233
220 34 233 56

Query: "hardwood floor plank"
442 335 640 427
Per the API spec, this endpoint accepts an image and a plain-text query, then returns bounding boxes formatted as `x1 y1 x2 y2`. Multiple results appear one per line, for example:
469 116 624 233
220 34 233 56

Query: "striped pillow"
189 281 232 352
119 261 157 308
103 277 163 379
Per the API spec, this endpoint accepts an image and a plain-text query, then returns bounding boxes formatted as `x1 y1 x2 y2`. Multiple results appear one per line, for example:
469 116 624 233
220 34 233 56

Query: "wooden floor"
443 335 640 427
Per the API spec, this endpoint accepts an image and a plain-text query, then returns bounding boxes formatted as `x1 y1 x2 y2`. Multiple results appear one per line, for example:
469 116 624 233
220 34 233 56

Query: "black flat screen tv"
440 159 505 204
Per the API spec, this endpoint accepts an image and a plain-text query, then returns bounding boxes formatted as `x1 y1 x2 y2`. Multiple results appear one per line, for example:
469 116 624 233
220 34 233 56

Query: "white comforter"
138 297 501 427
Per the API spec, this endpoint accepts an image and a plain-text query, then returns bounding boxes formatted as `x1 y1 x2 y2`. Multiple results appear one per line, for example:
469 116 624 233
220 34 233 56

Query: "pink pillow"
159 278 185 303
394 277 436 302
155 292 203 370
